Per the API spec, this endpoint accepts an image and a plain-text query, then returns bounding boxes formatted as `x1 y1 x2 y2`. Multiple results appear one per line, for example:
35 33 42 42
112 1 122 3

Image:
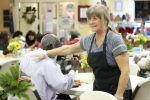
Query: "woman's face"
18 35 22 39
88 14 103 32
28 35 34 41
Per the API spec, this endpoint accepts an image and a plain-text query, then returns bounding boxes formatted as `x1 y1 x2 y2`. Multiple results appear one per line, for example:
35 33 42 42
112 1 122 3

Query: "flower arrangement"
136 34 147 44
123 38 134 51
81 54 90 69
0 65 34 100
7 37 22 51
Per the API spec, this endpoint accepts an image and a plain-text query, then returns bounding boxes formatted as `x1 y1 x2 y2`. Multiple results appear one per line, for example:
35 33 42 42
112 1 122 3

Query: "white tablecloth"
0 57 22 65
63 73 145 96
129 50 149 57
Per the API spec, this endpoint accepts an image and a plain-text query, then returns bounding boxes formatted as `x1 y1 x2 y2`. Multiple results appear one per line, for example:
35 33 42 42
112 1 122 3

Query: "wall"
109 0 129 13
78 0 90 37
90 0 99 6
0 0 11 32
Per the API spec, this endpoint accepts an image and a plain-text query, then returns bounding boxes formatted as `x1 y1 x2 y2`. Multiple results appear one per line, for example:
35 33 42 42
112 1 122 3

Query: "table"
63 73 145 96
128 50 149 57
0 57 22 65
129 57 135 64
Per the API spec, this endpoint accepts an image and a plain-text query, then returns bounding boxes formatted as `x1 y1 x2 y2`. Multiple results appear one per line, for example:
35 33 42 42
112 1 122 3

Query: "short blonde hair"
86 5 110 28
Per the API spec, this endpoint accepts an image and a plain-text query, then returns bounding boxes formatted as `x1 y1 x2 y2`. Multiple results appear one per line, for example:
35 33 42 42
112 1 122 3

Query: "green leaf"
2 94 7 99
0 90 3 95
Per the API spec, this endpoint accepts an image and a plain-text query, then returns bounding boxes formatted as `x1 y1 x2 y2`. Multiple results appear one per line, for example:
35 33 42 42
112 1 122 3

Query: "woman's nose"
89 19 93 24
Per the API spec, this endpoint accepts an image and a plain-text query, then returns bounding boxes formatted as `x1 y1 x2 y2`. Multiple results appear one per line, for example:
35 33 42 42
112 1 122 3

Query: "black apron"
87 28 121 95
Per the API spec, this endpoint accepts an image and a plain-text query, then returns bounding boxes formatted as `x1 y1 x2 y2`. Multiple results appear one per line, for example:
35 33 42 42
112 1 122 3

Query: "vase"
12 50 18 58
139 44 143 52
8 94 18 100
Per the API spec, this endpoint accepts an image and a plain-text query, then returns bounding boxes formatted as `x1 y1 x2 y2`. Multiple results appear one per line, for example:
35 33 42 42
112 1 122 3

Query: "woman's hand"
30 50 47 59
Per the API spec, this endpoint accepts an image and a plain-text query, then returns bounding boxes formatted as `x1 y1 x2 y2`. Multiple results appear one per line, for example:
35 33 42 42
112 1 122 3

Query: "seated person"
34 33 43 49
134 55 150 69
0 31 9 55
63 28 81 45
60 37 65 44
13 31 25 47
25 30 38 49
13 31 24 39
20 34 79 100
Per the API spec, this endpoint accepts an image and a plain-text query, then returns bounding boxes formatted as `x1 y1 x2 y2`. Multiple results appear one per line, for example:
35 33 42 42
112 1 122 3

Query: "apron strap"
103 28 110 50
89 28 110 53
89 33 96 53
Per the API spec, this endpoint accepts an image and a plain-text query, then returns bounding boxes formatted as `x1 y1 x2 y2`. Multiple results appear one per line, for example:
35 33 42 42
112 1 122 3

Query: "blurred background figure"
13 31 26 47
0 31 9 55
122 12 137 35
62 28 80 45
122 15 126 21
25 30 38 49
34 33 43 49
109 13 115 27
60 37 65 44
136 21 145 35
13 31 23 39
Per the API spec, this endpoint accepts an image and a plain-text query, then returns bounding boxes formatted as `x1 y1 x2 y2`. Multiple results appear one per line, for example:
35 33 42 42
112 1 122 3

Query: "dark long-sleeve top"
0 41 9 55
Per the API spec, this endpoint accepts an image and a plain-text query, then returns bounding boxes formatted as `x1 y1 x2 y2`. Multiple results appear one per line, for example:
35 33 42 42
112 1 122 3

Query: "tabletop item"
133 47 141 58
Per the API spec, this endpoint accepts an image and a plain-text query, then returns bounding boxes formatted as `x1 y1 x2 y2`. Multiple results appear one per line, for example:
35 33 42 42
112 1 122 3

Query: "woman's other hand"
30 50 47 59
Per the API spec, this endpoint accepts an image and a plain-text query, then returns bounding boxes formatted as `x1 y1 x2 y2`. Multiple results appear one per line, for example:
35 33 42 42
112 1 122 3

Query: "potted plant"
7 37 22 58
0 65 34 100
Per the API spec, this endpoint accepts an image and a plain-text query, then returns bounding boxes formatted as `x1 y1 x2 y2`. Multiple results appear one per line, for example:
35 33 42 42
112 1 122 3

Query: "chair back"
132 77 150 100
80 91 117 100
129 63 140 76
0 59 19 73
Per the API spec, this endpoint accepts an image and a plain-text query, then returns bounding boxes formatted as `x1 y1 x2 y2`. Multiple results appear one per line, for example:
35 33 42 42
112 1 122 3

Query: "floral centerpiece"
123 38 134 51
136 34 147 51
0 65 34 100
7 37 22 57
136 34 147 44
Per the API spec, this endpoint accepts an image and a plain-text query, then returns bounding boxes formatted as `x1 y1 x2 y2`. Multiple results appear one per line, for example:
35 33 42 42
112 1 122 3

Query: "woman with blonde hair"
31 5 131 100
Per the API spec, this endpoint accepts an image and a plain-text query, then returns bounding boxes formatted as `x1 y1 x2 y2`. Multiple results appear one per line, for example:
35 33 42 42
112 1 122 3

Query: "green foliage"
0 65 33 100
123 38 134 51
0 90 3 95
2 94 7 99
81 55 90 69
